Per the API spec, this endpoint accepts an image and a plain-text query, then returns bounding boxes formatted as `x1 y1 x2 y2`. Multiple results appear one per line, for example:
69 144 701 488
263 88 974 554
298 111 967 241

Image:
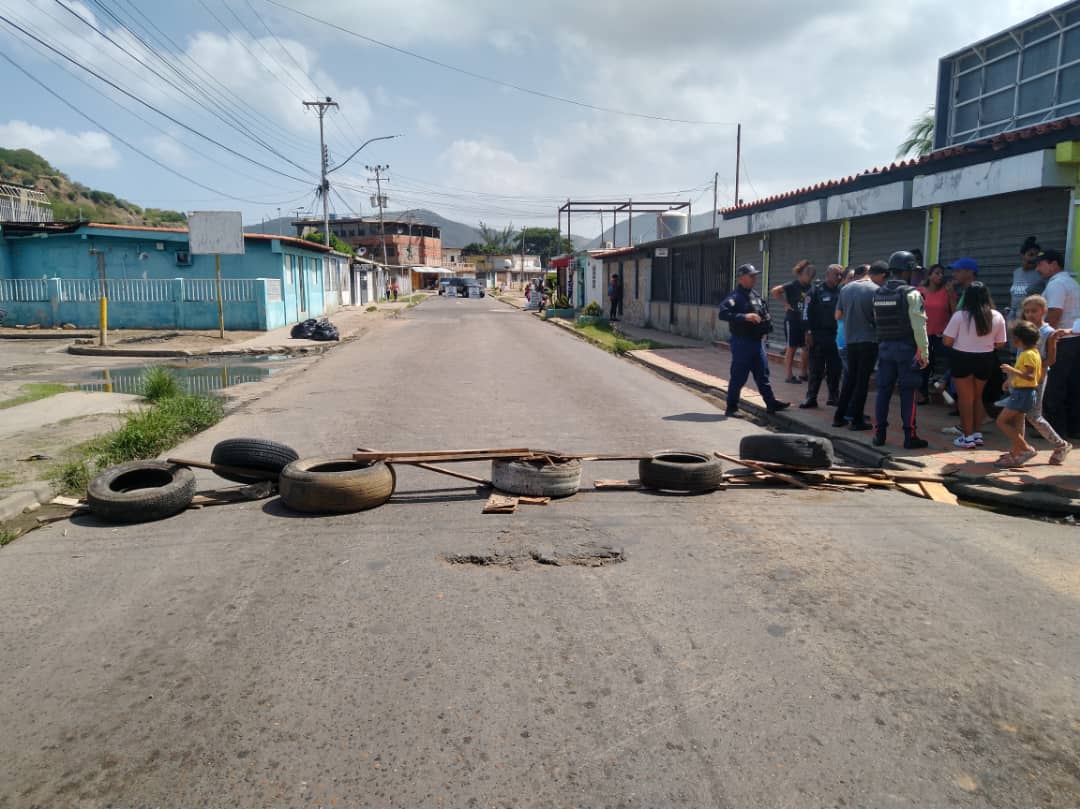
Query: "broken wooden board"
920 481 959 505
895 482 928 498
713 452 809 490
483 492 519 514
518 496 551 505
593 479 644 490
50 495 85 507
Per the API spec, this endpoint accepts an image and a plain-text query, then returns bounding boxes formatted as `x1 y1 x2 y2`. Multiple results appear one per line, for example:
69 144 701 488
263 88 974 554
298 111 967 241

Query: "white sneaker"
942 390 955 406
953 435 977 449
1050 443 1072 465
971 432 984 446
942 425 963 436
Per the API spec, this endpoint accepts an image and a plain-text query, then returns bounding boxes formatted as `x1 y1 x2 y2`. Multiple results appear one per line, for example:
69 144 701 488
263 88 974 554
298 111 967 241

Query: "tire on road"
638 450 724 493
210 437 300 483
739 433 835 469
491 457 582 498
278 457 395 513
87 460 197 524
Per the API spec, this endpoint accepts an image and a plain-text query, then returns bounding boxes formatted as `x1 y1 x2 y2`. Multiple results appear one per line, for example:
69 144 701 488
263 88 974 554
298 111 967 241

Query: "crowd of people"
718 238 1080 466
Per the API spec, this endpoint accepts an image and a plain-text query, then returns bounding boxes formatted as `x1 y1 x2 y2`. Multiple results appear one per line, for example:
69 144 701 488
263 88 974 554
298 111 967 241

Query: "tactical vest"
807 283 839 332
873 280 914 342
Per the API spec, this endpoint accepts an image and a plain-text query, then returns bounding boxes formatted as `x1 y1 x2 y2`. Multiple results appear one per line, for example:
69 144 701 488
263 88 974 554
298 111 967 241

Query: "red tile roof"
721 115 1080 216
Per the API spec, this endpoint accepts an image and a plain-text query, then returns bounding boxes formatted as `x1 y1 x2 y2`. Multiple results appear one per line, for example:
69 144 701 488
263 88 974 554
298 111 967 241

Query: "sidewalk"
63 300 415 358
614 324 1079 514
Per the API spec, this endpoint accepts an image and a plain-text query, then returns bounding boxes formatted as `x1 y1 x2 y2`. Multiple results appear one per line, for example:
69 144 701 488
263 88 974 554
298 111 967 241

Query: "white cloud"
0 120 120 169
416 112 440 138
146 132 190 166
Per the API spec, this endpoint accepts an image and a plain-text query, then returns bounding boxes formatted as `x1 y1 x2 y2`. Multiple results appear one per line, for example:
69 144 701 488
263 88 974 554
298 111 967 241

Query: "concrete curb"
67 344 333 358
0 331 96 340
0 481 55 522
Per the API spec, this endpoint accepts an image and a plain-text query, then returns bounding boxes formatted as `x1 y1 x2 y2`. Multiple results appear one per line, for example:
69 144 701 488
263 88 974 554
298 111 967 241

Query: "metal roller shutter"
939 188 1069 306
766 223 841 330
733 236 763 294
848 211 926 268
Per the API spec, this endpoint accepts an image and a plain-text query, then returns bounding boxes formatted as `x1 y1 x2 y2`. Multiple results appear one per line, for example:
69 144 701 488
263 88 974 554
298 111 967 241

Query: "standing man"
832 262 885 430
1008 237 1042 320
1036 248 1080 438
608 272 623 322
799 263 844 409
871 250 930 449
718 264 790 417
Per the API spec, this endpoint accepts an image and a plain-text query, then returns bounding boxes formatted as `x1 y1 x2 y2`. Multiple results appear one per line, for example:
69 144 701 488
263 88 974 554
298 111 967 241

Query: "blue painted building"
0 222 350 331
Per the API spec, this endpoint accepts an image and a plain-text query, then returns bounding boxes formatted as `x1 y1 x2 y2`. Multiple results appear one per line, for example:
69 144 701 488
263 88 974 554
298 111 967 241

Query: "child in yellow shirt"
995 320 1042 467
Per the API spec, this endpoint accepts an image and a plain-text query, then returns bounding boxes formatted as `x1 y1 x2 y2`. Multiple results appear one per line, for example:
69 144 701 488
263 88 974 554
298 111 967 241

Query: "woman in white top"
942 282 1008 449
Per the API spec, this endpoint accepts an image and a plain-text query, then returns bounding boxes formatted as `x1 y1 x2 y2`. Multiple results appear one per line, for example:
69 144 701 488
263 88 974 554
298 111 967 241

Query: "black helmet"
888 250 917 272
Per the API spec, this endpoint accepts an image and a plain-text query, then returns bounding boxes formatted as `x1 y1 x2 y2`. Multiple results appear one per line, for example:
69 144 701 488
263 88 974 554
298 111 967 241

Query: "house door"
296 258 308 319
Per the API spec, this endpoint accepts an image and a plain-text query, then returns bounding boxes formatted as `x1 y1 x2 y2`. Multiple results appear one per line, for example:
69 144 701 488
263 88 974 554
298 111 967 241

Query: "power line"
260 0 740 126
0 12 316 184
47 0 311 175
0 49 309 205
0 12 309 194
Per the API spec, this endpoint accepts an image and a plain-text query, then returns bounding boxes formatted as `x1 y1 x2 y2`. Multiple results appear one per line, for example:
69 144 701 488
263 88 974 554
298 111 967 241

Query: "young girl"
995 321 1042 467
1016 295 1072 465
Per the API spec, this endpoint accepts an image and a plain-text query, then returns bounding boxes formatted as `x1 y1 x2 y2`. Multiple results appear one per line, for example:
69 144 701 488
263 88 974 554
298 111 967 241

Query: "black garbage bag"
290 318 317 339
311 319 340 341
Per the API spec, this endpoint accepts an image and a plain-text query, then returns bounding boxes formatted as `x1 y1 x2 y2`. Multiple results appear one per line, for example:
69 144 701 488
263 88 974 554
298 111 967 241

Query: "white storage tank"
657 211 689 239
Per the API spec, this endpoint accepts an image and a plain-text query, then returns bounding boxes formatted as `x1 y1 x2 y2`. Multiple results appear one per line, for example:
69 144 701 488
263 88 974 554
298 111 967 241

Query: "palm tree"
897 107 935 159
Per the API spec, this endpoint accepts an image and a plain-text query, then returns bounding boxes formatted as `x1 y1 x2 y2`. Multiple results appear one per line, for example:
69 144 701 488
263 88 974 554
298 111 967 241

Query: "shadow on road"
661 412 727 422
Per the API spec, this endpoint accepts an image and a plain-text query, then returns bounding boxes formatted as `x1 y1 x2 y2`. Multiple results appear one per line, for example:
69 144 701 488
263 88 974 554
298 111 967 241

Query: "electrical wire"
0 12 316 184
0 49 310 205
47 0 312 175
259 0 739 127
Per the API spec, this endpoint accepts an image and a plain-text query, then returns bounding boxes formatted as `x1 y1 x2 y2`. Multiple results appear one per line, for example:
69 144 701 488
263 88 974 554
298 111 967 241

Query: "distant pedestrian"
385 281 392 301
799 263 843 409
832 262 886 431
942 280 1007 449
1035 248 1080 438
770 260 815 383
918 263 952 402
871 251 930 449
1014 295 1071 465
717 264 789 417
391 279 399 301
608 273 623 321
1008 237 1043 320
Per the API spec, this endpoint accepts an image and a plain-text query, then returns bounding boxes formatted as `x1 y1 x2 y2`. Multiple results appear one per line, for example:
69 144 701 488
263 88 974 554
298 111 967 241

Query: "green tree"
477 220 517 254
304 231 355 254
519 227 572 266
460 242 485 256
897 107 936 159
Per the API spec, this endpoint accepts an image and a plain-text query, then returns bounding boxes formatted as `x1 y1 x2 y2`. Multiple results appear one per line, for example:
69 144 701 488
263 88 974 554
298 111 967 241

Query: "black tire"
739 433 835 469
87 460 196 524
491 457 582 498
210 437 300 483
638 450 723 493
279 457 396 514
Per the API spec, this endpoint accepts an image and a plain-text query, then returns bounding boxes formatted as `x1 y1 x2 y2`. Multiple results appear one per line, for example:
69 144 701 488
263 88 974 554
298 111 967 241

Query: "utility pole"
521 226 526 290
734 123 742 208
303 96 338 249
366 164 390 269
712 171 719 229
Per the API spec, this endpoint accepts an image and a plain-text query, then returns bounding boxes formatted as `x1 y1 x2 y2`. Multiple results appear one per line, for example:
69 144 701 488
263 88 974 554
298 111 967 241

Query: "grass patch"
365 305 378 312
572 322 671 354
140 366 180 402
0 527 19 547
50 393 224 496
0 383 70 410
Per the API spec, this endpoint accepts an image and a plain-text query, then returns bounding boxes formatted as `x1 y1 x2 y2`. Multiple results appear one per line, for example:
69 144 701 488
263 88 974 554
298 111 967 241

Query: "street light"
327 134 402 174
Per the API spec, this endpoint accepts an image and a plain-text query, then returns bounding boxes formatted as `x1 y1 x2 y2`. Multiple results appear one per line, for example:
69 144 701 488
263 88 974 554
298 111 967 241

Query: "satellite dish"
357 246 367 255
502 259 513 269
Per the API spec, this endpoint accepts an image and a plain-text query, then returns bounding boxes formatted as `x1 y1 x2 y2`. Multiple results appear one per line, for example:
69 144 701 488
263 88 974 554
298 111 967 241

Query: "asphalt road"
1 296 1078 808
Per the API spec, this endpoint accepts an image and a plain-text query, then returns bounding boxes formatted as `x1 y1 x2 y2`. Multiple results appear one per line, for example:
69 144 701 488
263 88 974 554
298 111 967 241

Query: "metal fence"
183 278 256 302
0 278 48 302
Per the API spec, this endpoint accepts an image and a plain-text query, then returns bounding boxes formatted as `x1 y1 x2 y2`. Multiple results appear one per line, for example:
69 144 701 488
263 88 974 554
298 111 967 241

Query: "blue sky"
0 0 1054 238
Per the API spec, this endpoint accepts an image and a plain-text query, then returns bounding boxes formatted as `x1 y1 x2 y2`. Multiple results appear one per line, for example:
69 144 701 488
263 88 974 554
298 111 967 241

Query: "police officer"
718 264 790 417
872 251 930 449
799 263 844 409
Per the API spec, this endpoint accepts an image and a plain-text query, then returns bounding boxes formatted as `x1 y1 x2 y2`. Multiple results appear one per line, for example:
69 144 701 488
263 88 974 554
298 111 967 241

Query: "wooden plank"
405 462 493 487
712 452 809 489
352 452 530 464
519 496 551 505
166 457 273 480
895 482 928 498
50 495 84 507
353 448 530 460
483 492 519 514
920 481 959 505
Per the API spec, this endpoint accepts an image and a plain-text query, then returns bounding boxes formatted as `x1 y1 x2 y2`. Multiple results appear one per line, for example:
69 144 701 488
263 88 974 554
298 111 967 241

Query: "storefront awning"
413 266 454 274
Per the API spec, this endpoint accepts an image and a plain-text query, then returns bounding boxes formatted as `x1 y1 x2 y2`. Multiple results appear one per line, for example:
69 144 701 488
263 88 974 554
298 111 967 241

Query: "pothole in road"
444 542 624 569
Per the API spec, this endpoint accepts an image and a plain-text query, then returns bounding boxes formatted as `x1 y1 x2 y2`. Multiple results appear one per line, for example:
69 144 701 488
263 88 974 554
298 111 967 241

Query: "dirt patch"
444 541 624 569
0 412 128 489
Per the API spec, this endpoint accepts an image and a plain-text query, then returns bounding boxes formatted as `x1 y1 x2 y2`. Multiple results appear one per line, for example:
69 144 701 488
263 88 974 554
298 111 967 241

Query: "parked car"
464 281 485 298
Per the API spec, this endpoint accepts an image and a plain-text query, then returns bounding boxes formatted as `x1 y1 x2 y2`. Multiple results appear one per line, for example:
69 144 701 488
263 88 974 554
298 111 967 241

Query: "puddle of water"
79 357 293 396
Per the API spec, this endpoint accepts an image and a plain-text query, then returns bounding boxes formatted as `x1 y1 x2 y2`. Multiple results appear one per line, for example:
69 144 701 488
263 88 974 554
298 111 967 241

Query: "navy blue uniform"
802 280 842 405
718 286 782 413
